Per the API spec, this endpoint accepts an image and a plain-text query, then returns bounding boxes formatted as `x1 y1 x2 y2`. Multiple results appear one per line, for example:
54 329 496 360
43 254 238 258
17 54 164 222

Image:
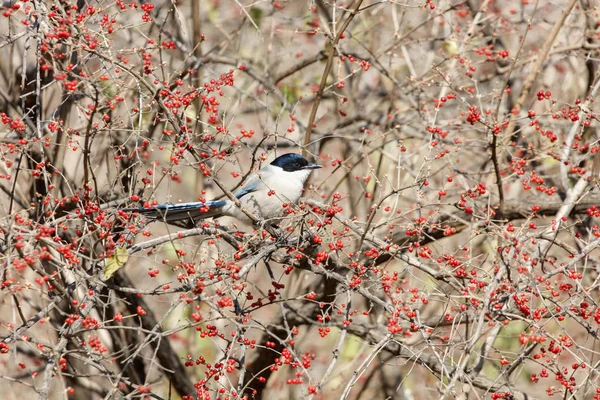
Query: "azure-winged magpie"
130 153 321 224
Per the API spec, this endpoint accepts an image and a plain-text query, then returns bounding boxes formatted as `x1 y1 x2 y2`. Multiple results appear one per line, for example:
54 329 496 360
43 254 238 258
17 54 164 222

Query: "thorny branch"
1 1 600 399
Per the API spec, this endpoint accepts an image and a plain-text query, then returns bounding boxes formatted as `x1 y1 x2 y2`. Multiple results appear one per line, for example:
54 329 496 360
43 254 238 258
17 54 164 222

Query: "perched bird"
132 153 321 225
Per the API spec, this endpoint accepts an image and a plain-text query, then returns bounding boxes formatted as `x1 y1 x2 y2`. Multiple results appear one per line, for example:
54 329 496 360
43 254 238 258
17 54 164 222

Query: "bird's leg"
253 216 282 231
263 254 275 281
232 295 243 320
254 218 267 231
267 219 281 230
299 218 313 245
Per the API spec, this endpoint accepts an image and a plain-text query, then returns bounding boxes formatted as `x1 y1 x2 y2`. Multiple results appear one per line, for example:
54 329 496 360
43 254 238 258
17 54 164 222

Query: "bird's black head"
270 153 322 172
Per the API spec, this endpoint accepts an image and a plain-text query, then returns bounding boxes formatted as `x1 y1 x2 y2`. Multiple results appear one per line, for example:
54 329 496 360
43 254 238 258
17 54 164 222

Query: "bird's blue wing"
234 174 263 199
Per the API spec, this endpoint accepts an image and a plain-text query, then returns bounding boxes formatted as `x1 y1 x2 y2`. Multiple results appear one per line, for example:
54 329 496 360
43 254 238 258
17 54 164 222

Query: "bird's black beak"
304 163 322 170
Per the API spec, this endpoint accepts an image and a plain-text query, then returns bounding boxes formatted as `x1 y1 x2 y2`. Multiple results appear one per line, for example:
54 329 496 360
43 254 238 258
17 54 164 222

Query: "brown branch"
363 329 541 400
112 272 196 398
302 0 365 157
274 51 328 84
242 250 339 398
503 0 578 139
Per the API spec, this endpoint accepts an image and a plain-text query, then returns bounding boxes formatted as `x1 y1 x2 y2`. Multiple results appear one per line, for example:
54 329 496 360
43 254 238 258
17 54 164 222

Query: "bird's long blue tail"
128 200 228 223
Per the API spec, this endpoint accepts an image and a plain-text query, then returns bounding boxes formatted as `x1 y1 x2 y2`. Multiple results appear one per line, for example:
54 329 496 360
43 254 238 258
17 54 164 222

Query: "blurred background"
1 0 600 399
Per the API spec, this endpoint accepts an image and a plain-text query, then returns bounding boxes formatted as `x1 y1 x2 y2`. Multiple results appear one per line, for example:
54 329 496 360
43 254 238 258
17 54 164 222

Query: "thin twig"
302 0 365 157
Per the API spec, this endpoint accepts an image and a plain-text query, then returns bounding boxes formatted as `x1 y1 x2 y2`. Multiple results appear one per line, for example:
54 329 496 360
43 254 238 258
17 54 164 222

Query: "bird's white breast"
224 165 311 223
